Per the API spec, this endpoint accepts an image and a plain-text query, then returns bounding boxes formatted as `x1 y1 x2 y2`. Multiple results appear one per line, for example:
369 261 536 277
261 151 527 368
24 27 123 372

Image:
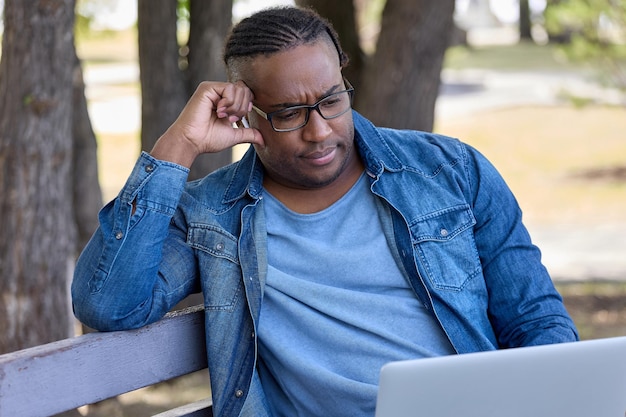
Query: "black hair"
223 6 348 79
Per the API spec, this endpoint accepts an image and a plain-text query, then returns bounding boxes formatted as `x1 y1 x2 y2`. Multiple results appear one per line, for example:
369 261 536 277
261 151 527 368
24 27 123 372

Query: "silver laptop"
375 336 626 417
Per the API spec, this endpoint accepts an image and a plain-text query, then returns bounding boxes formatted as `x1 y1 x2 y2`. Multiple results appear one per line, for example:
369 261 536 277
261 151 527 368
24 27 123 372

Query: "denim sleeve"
465 145 579 347
71 152 197 331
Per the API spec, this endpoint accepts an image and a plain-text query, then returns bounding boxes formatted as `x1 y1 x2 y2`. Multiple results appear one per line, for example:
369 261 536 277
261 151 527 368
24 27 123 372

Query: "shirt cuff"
118 151 190 215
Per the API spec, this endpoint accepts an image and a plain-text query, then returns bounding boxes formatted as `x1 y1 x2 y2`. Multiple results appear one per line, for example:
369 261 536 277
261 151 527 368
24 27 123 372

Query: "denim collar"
352 111 404 178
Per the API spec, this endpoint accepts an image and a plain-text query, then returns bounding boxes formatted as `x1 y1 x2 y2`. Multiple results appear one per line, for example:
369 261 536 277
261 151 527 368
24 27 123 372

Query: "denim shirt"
72 111 578 417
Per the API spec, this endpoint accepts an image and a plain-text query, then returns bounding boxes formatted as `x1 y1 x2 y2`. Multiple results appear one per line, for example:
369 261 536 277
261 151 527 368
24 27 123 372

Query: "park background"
2 0 626 415
81 0 626 331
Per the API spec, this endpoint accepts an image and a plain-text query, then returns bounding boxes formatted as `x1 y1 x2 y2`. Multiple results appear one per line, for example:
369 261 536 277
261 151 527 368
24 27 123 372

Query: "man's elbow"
71 292 160 332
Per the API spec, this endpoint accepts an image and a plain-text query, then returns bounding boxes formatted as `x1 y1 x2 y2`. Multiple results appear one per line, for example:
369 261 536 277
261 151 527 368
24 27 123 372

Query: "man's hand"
150 81 264 168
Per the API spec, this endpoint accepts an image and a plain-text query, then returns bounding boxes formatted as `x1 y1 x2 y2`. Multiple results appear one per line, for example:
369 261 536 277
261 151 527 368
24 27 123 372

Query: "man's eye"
321 95 343 108
274 108 302 121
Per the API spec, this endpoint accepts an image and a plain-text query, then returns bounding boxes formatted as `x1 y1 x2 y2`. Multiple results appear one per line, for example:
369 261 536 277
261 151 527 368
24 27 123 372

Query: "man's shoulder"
353 111 466 162
378 126 462 151
358 124 468 175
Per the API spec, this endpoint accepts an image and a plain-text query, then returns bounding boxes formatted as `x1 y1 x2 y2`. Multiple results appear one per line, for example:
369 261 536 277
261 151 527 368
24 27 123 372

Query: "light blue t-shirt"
258 173 456 417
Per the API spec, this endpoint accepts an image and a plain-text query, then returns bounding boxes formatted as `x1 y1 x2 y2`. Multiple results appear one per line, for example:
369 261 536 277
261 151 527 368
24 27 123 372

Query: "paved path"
529 223 626 282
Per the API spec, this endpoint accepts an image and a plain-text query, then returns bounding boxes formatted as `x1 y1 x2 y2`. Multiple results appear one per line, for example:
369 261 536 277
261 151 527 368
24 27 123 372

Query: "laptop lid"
375 336 626 417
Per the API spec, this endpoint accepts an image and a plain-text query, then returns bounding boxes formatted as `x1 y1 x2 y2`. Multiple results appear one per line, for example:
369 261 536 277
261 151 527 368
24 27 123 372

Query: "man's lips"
301 147 337 165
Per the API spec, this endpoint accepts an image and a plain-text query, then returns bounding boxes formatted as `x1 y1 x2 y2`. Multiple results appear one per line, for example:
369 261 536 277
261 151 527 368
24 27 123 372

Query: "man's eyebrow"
268 83 342 110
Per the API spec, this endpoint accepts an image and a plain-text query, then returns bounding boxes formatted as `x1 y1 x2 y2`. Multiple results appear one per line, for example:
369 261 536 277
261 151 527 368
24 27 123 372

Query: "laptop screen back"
375 337 626 417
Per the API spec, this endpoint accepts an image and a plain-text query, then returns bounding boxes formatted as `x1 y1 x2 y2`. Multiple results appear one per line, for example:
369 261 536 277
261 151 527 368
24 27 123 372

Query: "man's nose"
301 108 332 142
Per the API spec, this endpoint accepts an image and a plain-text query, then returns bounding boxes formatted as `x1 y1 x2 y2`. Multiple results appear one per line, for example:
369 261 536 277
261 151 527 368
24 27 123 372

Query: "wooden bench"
0 305 212 417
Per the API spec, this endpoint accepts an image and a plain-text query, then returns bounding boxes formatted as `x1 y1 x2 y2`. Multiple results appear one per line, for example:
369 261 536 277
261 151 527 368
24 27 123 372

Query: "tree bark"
0 0 77 353
138 0 188 156
72 51 103 254
519 0 533 41
138 0 234 181
357 0 455 132
186 0 233 180
187 0 231 89
295 0 366 94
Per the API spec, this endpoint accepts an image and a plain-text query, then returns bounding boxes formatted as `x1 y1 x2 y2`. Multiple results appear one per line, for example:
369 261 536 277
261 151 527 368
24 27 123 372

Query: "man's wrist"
150 129 199 169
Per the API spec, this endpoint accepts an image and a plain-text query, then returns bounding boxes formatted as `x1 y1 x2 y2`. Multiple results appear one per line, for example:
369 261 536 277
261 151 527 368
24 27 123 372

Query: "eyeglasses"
251 79 354 132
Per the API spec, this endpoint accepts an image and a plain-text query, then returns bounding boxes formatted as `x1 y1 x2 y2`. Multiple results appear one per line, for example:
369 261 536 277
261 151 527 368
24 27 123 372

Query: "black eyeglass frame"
250 78 354 132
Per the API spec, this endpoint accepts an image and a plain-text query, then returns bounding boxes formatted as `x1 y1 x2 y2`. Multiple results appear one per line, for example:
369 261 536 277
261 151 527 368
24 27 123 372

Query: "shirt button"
251 331 255 339
115 231 124 240
440 228 449 237
145 164 155 173
235 389 244 398
215 243 225 251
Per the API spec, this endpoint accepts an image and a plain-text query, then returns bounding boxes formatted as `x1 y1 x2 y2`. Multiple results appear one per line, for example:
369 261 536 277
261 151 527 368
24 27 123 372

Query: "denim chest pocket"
187 223 242 311
409 205 481 291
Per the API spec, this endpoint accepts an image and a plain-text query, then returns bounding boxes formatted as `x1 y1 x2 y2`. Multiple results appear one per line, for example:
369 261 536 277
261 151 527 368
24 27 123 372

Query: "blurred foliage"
545 0 626 90
177 0 190 24
75 0 119 26
75 0 127 39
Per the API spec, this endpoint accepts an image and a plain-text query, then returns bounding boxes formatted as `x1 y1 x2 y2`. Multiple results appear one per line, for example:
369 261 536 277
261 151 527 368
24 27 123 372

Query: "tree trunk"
187 0 231 90
357 0 455 132
0 0 77 354
186 0 234 180
138 0 234 181
519 0 533 41
295 0 366 94
138 0 188 157
72 51 103 254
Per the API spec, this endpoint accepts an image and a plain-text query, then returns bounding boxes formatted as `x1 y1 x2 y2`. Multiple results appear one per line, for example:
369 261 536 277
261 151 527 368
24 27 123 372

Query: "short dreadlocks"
223 6 349 81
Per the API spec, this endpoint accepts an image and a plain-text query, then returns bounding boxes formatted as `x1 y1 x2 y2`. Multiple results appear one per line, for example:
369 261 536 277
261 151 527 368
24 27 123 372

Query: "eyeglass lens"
270 90 352 131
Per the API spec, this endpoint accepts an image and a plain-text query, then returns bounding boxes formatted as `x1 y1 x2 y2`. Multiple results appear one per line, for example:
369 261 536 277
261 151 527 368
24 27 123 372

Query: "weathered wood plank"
0 305 208 417
152 398 213 417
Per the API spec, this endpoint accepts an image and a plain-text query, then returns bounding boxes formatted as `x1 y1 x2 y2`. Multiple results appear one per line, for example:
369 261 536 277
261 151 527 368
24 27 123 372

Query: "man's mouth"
301 147 337 165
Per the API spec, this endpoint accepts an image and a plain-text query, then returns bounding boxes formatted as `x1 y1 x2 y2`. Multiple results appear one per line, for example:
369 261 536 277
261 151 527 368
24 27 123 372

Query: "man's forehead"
243 41 340 85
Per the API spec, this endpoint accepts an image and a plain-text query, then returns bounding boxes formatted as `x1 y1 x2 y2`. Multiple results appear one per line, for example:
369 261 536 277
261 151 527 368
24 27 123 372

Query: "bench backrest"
0 305 211 417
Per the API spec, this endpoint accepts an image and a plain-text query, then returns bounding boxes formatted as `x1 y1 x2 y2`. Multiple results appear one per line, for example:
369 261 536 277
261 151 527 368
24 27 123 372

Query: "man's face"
244 40 357 191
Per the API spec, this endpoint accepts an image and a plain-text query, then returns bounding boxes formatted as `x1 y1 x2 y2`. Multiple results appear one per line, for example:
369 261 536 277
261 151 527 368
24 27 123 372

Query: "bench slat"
152 398 213 417
0 305 208 417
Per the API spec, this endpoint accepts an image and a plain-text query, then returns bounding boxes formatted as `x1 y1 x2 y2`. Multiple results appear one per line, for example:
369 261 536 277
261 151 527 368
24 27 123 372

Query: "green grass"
444 42 587 72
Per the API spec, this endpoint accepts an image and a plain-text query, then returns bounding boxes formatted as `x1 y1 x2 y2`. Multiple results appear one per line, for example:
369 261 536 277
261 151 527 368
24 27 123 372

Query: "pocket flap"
410 205 475 243
188 223 239 264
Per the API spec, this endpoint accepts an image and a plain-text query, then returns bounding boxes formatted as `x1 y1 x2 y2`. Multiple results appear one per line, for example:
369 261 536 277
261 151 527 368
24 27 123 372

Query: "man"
72 6 578 417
